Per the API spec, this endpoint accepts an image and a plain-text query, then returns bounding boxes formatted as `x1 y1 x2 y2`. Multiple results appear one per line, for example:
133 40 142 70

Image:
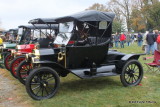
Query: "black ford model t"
23 10 143 100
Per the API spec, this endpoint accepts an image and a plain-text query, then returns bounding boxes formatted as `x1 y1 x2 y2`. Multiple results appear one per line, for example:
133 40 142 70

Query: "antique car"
16 18 75 84
22 10 143 100
5 28 18 43
2 25 36 71
0 28 18 68
9 24 58 78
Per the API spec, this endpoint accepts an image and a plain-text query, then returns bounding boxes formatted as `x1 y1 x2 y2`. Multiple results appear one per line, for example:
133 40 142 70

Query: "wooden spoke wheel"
10 56 25 78
120 60 143 87
17 60 32 84
4 53 14 71
26 67 60 100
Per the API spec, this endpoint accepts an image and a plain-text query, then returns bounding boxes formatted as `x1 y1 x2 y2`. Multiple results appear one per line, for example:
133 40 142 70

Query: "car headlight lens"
34 49 40 56
16 45 21 49
11 50 16 54
11 50 16 56
26 53 35 62
31 49 40 63
3 44 6 48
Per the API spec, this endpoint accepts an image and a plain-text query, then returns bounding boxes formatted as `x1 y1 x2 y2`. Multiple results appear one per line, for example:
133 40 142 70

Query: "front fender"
121 54 143 61
32 60 70 77
115 54 144 74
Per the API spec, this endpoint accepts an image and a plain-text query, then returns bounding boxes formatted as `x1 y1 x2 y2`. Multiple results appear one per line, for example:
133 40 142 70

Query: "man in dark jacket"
146 30 155 54
154 30 159 50
137 33 143 47
114 33 120 48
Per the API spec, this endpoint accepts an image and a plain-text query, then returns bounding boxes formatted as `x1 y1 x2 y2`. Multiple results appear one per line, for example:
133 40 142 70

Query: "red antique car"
8 24 58 78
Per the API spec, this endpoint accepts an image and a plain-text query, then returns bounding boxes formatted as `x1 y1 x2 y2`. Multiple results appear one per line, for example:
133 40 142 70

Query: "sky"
0 0 108 30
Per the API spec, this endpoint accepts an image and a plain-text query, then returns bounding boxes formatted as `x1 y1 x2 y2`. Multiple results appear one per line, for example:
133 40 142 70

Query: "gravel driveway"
0 68 32 107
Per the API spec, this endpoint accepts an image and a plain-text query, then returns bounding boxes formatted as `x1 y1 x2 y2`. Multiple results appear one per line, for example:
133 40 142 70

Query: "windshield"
54 22 73 45
54 33 72 45
17 28 31 42
17 28 24 42
18 28 23 35
59 22 74 33
32 29 56 39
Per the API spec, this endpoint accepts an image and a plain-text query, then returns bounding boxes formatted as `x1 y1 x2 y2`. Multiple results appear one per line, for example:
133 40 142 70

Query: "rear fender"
33 61 70 77
115 54 141 74
121 54 141 61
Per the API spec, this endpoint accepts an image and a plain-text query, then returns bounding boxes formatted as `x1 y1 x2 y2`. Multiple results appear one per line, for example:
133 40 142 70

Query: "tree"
143 2 160 30
85 3 109 11
130 0 146 32
128 0 160 32
107 1 126 33
108 0 132 31
112 20 125 33
86 3 125 33
130 9 146 32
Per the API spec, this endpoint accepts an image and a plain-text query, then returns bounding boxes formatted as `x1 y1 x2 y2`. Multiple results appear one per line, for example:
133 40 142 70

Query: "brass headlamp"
11 50 16 56
58 44 66 67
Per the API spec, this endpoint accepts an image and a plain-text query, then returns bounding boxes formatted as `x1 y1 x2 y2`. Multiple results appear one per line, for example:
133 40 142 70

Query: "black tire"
120 59 143 87
0 52 8 68
4 53 14 71
17 60 32 85
10 56 25 78
2 52 10 58
26 67 60 100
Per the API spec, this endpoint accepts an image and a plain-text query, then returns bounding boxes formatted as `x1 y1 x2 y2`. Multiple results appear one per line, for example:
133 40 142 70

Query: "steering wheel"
78 30 91 45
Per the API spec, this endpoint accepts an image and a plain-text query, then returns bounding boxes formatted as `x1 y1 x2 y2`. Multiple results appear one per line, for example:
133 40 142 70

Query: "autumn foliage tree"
85 3 109 11
108 0 132 32
86 0 160 32
130 0 160 31
86 3 125 33
142 1 160 30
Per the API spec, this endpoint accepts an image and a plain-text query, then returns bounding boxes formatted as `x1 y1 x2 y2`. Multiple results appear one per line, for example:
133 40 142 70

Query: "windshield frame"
54 21 74 45
59 21 74 33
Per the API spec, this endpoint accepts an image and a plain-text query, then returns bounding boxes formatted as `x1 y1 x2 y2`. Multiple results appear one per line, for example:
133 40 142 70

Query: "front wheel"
4 53 14 71
10 56 25 78
17 60 32 84
120 60 143 87
26 67 60 100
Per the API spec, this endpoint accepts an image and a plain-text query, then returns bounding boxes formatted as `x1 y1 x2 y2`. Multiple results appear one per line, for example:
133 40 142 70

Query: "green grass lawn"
3 42 160 107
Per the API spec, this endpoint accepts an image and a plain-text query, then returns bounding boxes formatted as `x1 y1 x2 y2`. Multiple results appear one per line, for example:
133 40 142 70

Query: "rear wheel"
10 56 25 78
17 60 32 84
26 67 60 100
120 60 143 87
4 53 14 71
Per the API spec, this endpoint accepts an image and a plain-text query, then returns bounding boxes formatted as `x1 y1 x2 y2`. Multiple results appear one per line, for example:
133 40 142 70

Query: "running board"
70 65 119 79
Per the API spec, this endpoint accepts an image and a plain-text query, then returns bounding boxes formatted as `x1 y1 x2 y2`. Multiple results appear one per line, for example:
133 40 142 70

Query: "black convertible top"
55 10 115 22
18 24 58 29
29 10 115 24
9 28 18 31
28 18 57 24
